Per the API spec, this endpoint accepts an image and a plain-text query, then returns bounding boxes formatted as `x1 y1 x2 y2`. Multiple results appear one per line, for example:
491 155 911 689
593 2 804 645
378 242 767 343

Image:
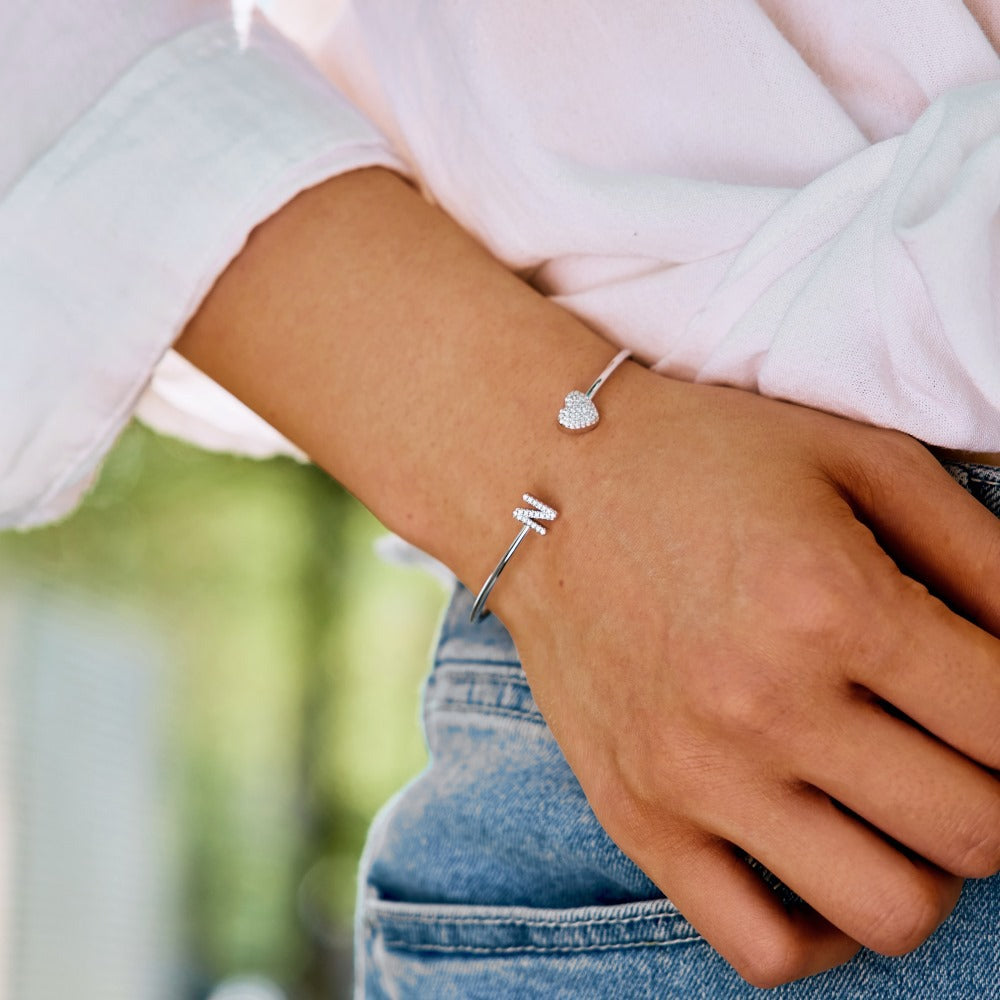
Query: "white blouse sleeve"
0 2 409 530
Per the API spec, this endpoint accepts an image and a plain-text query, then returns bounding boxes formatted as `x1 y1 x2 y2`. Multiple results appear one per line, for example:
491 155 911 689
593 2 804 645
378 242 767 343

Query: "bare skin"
176 167 1000 988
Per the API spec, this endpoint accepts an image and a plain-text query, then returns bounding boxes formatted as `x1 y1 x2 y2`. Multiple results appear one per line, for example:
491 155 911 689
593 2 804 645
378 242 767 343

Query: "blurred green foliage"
0 422 446 996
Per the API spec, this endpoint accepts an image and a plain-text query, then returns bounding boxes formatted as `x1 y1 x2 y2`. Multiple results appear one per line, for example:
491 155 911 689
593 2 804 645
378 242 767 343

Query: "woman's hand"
177 166 1000 988
498 368 1000 987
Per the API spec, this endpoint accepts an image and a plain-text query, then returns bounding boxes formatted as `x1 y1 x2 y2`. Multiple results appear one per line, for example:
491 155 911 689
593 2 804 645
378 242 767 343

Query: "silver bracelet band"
557 348 631 432
471 349 630 624
469 494 558 623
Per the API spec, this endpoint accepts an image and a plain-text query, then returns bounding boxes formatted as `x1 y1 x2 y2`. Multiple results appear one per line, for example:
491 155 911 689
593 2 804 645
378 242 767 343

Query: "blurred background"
0 420 449 999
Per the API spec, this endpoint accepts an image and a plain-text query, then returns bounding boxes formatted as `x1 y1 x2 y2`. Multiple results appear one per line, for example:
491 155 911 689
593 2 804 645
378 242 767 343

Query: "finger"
834 438 1000 633
799 698 1000 877
850 590 1000 772
723 784 962 957
647 832 860 988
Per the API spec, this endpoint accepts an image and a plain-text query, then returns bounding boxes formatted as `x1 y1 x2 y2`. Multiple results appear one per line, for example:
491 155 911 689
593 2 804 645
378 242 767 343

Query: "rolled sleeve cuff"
0 12 408 529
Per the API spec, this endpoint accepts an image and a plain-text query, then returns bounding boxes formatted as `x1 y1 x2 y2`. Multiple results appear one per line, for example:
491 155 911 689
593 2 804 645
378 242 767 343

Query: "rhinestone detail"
558 390 600 432
513 494 558 535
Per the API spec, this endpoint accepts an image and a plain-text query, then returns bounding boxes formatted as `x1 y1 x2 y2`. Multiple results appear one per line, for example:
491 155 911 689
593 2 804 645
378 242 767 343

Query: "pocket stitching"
370 910 687 929
378 937 703 955
434 658 523 670
427 700 546 725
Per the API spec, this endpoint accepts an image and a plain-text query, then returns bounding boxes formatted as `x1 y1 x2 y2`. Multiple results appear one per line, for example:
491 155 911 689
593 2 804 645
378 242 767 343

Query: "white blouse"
4 0 1000 530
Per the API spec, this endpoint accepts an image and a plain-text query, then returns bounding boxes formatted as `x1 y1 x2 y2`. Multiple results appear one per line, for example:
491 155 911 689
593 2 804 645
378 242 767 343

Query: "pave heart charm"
558 390 599 433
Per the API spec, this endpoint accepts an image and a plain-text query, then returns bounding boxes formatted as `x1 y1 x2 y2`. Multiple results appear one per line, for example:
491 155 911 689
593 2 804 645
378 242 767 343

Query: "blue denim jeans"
356 462 1000 998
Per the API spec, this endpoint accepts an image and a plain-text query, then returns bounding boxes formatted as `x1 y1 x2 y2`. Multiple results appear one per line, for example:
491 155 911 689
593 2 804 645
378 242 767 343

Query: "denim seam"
379 938 702 955
431 669 528 684
426 701 546 725
369 913 685 929
434 657 523 669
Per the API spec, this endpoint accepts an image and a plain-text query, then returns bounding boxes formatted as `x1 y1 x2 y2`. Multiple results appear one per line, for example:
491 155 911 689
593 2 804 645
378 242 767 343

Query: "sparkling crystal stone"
558 390 599 432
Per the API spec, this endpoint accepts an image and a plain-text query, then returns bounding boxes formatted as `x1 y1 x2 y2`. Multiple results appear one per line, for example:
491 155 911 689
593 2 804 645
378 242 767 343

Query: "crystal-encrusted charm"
556 349 631 434
513 494 558 534
558 390 600 432
470 493 559 622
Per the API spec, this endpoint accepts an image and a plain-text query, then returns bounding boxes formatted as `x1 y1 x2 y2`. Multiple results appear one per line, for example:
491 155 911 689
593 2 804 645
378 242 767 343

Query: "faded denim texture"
356 462 1000 998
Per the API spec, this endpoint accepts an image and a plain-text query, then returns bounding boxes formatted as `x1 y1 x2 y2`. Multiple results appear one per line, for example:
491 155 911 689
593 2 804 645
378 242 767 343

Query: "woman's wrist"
419 320 640 611
483 356 681 632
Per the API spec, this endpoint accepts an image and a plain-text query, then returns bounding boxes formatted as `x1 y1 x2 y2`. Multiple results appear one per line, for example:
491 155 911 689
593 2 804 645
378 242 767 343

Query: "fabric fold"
0 11 407 529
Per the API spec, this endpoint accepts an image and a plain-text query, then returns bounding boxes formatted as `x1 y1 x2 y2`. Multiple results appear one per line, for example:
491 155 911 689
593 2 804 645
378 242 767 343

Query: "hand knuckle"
592 773 656 847
876 428 930 471
863 877 944 956
773 572 855 644
733 929 804 989
836 430 929 506
949 810 1000 878
710 674 786 738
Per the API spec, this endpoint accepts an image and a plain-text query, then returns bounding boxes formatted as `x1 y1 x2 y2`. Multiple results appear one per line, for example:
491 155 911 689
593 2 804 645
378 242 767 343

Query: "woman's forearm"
176 166 630 613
